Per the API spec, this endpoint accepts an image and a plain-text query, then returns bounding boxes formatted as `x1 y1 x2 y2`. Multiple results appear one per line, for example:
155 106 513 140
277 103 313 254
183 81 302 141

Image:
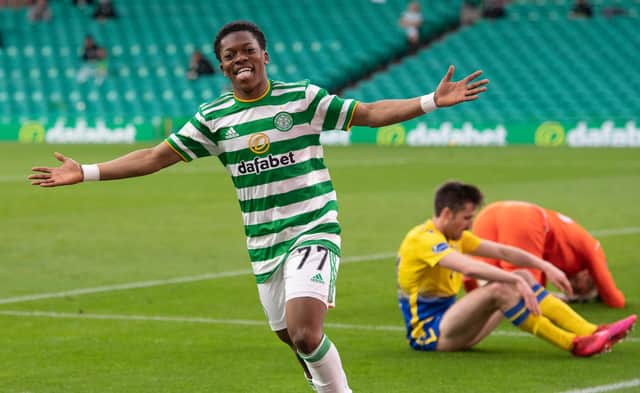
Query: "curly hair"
214 20 267 62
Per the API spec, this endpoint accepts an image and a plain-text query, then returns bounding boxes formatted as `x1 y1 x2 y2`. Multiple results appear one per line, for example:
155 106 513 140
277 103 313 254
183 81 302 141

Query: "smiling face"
218 31 269 100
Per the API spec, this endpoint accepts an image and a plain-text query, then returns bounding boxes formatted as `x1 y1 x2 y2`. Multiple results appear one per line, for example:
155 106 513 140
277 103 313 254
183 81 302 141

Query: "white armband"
81 164 100 182
420 92 437 114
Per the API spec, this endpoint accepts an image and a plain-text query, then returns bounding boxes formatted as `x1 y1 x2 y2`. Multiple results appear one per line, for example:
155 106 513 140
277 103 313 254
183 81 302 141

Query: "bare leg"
437 282 520 351
466 310 504 348
512 269 537 285
286 296 327 353
286 296 351 393
275 329 313 379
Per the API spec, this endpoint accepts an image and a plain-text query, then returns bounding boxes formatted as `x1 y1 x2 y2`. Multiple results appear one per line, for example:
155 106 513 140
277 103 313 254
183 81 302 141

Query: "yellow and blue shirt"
396 219 482 350
397 219 482 297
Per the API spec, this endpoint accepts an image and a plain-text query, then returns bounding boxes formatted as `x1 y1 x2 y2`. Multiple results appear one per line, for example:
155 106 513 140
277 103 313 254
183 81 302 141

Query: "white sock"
298 335 352 393
305 374 317 391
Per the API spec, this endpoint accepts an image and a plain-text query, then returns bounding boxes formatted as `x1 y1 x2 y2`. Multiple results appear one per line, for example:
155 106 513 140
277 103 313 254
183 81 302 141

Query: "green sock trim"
298 335 332 363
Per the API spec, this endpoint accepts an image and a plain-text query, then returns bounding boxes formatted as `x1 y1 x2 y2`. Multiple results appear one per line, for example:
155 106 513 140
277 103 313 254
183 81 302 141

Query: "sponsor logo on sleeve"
432 242 449 253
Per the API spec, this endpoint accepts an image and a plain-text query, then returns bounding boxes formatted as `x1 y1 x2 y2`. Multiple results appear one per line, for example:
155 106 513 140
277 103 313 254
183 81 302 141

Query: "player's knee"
485 282 518 307
275 329 294 347
289 326 324 354
512 269 536 285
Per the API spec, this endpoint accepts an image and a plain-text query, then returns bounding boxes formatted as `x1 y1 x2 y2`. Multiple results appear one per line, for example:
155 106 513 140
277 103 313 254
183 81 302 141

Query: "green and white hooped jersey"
165 80 358 283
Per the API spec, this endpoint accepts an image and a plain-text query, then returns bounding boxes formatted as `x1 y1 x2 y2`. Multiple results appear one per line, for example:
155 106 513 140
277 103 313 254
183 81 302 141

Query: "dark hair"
214 20 267 62
434 181 483 216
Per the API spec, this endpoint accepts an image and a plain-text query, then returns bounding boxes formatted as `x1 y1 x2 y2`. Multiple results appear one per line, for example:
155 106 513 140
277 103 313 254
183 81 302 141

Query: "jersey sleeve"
165 110 221 162
415 232 454 267
584 241 625 308
307 84 358 132
460 230 482 254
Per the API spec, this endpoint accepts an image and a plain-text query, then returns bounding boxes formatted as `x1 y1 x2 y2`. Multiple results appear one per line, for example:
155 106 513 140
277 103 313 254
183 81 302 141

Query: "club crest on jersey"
248 132 270 155
432 242 449 253
273 111 294 131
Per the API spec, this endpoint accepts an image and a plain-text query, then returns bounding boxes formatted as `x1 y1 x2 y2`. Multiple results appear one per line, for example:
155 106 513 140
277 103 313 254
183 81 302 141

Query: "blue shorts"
398 294 456 351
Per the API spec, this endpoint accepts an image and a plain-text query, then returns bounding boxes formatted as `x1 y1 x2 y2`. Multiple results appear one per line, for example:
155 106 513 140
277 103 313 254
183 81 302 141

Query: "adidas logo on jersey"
237 152 296 175
225 127 240 139
310 273 325 284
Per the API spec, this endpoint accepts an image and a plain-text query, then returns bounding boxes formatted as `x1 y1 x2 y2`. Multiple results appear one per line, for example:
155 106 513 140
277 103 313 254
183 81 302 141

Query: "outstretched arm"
472 240 574 297
29 141 182 187
351 65 489 127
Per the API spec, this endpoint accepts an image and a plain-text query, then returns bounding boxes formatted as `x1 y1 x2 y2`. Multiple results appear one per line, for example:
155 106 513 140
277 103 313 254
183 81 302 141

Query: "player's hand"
434 65 489 107
515 277 541 316
29 152 84 187
543 262 574 298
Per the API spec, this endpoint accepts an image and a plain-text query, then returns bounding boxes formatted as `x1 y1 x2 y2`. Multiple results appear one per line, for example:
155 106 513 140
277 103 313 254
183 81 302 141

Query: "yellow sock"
504 299 576 351
533 284 597 336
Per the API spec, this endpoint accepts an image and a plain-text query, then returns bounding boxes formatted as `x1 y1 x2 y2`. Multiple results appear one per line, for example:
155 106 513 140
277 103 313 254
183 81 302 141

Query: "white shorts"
257 245 340 331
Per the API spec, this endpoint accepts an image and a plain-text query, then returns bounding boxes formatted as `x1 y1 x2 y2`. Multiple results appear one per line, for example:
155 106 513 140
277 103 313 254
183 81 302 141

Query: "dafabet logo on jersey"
241 132 296 175
237 152 296 175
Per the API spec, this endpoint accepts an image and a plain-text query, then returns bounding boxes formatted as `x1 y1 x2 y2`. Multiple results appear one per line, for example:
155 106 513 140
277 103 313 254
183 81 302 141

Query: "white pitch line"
0 311 636 393
0 310 405 331
0 310 638 343
0 225 637 306
559 379 640 393
0 175 30 183
590 227 640 237
0 269 250 305
0 252 396 305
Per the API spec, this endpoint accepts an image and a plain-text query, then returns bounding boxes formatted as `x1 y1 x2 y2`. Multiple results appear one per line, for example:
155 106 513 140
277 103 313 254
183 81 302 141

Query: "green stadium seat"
345 0 639 124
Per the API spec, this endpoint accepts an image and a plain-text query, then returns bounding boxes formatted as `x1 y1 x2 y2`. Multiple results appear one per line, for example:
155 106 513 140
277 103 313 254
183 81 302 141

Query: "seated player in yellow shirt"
396 181 636 356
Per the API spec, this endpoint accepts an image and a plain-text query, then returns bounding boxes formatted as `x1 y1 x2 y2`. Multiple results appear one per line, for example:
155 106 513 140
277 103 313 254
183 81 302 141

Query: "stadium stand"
344 0 640 125
0 0 461 123
2 0 636 127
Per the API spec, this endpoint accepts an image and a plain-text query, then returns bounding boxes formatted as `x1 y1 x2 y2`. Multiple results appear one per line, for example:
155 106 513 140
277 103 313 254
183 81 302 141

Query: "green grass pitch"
1 143 639 393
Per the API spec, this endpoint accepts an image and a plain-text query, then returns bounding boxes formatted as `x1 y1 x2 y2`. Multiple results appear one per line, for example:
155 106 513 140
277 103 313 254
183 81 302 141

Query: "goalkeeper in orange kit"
467 201 626 308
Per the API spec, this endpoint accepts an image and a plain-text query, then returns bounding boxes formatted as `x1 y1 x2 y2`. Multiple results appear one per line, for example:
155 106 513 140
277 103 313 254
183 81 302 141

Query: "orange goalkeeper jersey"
471 201 625 308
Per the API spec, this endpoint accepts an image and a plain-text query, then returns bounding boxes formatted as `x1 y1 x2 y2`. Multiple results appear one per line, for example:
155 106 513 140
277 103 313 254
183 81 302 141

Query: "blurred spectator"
482 0 506 19
77 35 108 84
1 1 31 5
601 7 627 18
460 0 482 26
28 0 52 22
571 0 593 18
73 0 95 6
186 50 216 80
92 0 117 21
399 1 423 51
